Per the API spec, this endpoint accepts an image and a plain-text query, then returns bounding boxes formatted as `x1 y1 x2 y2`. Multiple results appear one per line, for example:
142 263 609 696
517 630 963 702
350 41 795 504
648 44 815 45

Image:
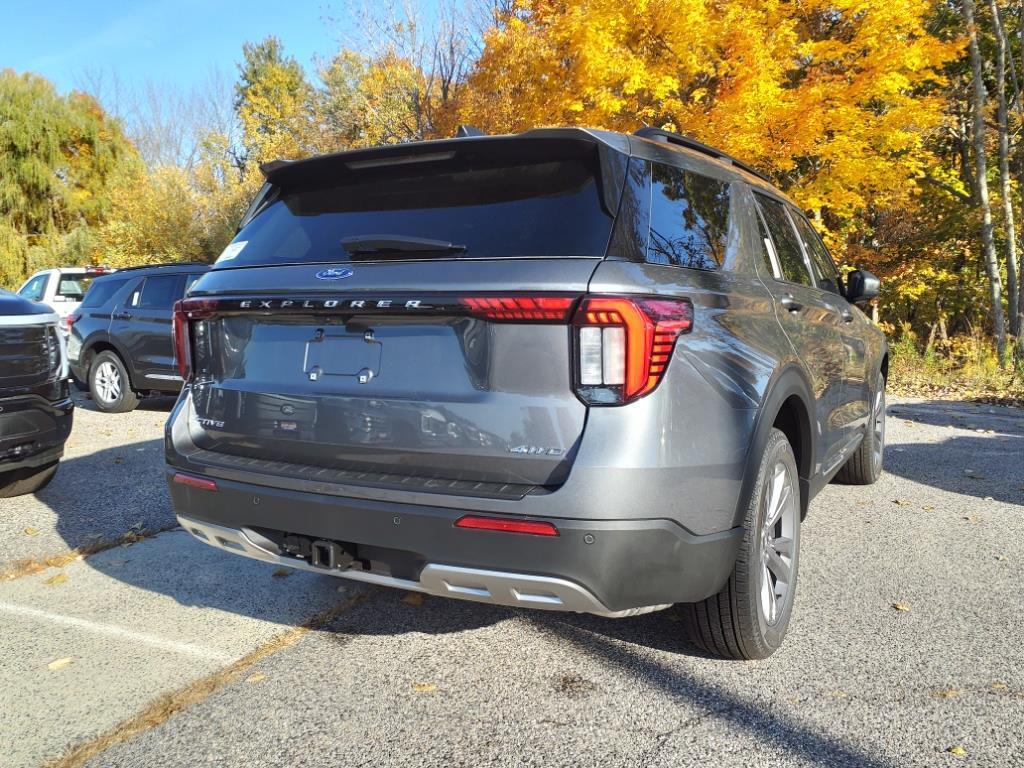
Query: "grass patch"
888 337 1024 406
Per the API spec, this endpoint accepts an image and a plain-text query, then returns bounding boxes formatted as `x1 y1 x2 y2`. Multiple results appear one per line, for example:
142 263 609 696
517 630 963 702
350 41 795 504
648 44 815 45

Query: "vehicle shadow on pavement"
524 611 898 768
0 437 175 574
882 434 1023 506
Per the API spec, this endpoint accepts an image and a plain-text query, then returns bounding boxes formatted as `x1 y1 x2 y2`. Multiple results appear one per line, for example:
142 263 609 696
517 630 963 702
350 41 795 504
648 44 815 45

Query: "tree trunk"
964 0 1008 364
992 0 1020 338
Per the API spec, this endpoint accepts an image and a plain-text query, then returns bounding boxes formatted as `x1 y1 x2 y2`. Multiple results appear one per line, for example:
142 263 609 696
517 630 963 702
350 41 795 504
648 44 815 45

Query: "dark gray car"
67 263 209 412
165 127 887 659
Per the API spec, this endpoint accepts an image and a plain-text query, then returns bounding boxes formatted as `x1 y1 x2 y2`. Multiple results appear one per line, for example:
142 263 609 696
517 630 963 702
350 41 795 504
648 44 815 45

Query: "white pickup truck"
16 267 116 327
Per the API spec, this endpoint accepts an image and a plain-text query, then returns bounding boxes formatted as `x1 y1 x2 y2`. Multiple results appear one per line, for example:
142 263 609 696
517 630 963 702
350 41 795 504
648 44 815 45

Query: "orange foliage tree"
458 0 959 259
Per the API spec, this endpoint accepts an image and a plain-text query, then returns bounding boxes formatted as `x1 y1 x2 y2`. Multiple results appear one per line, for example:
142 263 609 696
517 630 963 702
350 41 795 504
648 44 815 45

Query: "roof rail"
111 262 209 273
633 127 771 183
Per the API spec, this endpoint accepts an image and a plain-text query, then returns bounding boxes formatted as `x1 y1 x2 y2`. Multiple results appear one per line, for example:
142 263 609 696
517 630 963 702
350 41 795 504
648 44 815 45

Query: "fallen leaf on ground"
962 515 980 523
892 499 912 507
402 592 424 606
246 672 267 683
271 568 292 578
995 555 1008 562
411 682 437 693
991 682 1008 690
44 573 67 586
922 506 935 512
47 657 73 670
946 746 967 757
933 688 962 699
24 527 38 536
891 602 911 612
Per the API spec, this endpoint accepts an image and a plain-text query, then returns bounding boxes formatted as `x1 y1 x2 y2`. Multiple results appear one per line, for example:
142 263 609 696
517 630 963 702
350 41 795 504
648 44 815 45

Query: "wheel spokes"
766 546 791 585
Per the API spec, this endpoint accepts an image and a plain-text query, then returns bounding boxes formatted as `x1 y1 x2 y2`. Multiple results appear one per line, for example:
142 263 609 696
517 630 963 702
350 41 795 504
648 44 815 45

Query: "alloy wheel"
95 361 122 404
759 459 798 626
871 384 886 474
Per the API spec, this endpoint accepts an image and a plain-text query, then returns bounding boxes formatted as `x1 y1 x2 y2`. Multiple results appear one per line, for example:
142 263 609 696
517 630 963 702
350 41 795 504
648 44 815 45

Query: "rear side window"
648 163 730 270
790 212 839 293
754 194 812 286
225 152 613 267
81 278 129 308
134 275 184 309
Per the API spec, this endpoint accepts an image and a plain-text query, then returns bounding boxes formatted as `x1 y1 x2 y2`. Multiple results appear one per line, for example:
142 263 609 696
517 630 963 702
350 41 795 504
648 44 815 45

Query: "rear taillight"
173 298 219 380
458 296 575 322
64 313 79 333
572 296 693 405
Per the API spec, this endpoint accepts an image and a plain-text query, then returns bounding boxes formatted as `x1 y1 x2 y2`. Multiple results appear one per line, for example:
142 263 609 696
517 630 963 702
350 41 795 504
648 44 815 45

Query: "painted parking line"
0 602 234 663
0 530 347 768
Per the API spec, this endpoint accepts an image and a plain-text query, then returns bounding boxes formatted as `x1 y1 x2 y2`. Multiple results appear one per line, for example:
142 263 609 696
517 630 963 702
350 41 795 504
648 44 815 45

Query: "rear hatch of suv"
176 133 628 495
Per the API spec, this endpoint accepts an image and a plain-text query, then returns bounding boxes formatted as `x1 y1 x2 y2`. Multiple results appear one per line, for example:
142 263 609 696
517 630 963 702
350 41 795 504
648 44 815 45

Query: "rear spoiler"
239 129 631 232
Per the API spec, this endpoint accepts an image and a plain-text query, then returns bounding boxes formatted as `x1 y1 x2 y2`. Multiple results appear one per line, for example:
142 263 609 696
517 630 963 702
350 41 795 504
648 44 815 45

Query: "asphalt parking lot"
1 392 1022 767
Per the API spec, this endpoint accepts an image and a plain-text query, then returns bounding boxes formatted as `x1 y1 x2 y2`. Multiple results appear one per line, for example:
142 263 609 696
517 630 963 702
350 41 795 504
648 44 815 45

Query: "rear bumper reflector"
454 515 559 536
172 472 218 492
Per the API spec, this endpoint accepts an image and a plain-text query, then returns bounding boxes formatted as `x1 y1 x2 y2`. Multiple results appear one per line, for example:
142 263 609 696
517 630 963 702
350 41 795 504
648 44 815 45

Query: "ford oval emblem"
315 267 355 281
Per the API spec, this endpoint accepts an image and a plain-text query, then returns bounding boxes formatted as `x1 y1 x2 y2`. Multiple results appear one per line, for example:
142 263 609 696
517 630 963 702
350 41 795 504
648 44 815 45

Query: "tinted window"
647 163 730 269
136 275 183 309
82 278 130 309
754 194 812 286
19 274 48 302
225 156 612 267
184 273 203 295
57 276 94 301
791 212 839 293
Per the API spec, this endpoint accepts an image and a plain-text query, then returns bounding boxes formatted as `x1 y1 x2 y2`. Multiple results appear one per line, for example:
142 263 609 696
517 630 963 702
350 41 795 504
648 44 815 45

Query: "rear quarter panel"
582 259 793 534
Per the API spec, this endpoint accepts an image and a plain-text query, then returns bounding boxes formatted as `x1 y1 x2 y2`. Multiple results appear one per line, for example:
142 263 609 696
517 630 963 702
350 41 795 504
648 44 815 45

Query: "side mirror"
844 269 880 304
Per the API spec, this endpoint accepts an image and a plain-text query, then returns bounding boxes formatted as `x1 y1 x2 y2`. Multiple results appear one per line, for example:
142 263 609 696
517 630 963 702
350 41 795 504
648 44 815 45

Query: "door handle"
780 296 803 313
113 312 132 321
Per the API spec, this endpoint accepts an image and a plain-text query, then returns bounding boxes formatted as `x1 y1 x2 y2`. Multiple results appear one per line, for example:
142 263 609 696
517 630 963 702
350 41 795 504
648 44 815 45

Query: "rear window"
81 278 129 308
220 155 613 267
57 276 94 301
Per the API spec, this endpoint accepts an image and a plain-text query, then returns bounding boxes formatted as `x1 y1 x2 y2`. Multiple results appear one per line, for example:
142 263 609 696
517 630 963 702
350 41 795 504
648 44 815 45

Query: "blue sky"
3 0 341 95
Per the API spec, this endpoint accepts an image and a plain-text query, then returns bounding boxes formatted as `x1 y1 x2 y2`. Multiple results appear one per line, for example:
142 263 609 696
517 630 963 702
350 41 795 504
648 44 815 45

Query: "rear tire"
679 428 801 660
89 351 139 413
0 462 59 498
834 372 885 485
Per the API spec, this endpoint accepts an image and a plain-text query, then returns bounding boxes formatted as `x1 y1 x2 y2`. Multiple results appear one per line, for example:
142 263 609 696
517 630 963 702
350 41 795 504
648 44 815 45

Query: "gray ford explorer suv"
166 127 887 659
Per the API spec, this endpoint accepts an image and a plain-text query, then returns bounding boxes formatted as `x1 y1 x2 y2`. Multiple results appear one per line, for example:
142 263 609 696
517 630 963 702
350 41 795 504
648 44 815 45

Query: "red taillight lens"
172 472 218 492
173 298 219 380
458 296 575 322
64 313 80 333
454 515 559 536
572 296 693 404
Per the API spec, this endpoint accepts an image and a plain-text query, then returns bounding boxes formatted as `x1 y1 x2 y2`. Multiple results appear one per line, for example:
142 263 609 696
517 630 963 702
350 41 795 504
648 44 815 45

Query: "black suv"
1 289 73 497
68 263 209 412
167 127 886 659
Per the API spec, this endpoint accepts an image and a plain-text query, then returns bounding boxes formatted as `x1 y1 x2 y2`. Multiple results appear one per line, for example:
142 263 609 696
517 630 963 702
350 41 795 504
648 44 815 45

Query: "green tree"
0 70 136 286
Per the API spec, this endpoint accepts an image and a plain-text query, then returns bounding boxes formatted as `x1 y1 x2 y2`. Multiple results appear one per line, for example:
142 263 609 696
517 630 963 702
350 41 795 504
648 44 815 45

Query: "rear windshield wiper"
341 235 467 256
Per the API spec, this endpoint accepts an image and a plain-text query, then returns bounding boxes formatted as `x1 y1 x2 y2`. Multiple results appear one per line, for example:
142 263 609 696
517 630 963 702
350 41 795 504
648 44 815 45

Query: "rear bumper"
0 393 73 473
168 470 743 614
